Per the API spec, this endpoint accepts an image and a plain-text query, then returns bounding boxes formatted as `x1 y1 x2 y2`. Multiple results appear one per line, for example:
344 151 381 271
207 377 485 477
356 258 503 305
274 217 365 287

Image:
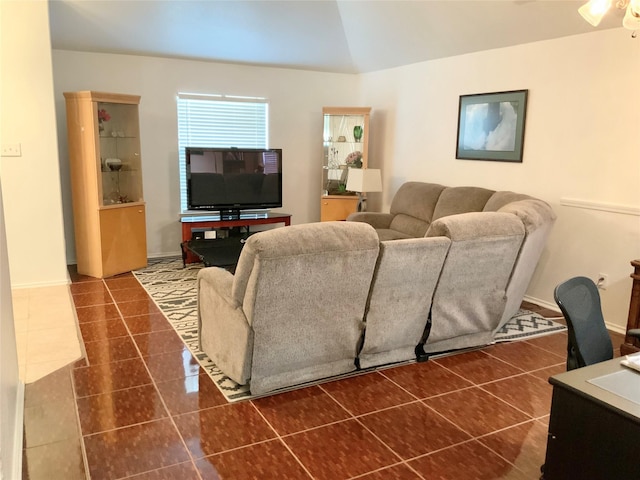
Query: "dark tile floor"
21 269 625 480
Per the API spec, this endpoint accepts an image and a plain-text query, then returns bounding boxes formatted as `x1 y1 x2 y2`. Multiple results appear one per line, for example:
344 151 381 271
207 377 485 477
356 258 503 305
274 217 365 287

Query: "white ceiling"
48 0 625 74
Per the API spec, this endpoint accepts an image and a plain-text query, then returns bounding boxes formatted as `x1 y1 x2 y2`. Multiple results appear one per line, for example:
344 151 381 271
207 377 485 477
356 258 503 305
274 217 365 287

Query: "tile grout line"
106 278 207 480
72 276 202 480
247 402 316 480
63 266 574 479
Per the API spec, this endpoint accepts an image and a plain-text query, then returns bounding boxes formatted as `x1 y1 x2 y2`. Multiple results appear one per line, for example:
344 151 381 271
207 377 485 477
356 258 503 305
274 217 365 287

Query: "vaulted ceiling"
48 0 624 74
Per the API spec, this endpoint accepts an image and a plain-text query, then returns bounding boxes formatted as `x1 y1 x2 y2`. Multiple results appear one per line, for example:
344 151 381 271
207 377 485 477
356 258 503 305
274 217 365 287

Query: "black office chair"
554 276 640 370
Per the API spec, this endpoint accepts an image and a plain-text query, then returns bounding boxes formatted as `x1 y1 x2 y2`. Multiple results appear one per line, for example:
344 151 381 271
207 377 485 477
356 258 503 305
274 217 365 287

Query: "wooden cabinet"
621 259 640 355
63 91 147 278
320 196 359 222
321 107 371 221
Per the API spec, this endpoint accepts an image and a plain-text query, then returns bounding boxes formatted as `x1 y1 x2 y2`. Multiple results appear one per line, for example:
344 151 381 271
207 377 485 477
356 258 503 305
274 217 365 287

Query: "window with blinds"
176 93 269 212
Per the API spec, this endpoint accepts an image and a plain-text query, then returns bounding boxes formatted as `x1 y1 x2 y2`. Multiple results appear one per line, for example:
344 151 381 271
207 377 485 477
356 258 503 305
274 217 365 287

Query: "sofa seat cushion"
375 228 414 241
388 214 429 238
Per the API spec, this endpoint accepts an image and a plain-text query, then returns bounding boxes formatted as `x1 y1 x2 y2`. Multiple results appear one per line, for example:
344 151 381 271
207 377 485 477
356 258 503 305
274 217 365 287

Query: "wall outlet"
1 143 21 157
597 273 609 290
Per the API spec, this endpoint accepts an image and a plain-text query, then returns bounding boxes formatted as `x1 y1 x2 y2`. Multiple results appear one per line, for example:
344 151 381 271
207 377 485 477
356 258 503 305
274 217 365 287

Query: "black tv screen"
185 147 283 213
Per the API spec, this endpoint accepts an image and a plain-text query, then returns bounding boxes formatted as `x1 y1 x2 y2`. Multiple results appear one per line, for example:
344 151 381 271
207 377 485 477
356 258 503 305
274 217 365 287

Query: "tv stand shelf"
180 212 291 265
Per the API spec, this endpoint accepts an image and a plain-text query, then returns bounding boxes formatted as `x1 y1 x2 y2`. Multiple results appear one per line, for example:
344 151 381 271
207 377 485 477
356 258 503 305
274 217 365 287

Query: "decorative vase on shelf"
345 151 363 169
353 125 363 142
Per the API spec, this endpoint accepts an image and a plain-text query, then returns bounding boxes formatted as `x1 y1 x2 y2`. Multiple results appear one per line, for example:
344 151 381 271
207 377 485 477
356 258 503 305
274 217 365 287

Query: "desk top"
549 357 640 423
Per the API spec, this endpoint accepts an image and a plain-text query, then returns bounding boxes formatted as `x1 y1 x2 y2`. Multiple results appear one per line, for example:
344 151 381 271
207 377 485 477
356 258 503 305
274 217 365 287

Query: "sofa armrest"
197 267 254 385
198 267 236 305
497 199 557 233
346 212 394 229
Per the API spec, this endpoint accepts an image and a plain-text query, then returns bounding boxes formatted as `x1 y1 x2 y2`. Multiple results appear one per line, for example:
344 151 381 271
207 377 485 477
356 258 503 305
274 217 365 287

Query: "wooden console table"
180 212 291 264
621 259 640 355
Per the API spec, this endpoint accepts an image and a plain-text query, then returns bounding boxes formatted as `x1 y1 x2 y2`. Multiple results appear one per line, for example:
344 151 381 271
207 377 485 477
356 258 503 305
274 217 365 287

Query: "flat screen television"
185 147 283 215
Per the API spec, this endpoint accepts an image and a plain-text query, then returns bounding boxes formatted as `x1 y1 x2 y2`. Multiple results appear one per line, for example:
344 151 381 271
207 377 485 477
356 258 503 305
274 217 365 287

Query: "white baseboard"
11 278 70 290
147 250 182 259
523 295 626 335
522 295 558 313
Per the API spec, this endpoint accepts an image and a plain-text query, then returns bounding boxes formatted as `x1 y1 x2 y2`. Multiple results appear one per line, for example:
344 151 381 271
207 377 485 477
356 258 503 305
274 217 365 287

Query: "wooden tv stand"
180 212 291 265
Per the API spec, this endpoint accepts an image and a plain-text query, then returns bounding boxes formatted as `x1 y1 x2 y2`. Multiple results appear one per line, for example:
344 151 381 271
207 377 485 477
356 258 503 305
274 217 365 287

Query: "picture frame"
456 89 528 162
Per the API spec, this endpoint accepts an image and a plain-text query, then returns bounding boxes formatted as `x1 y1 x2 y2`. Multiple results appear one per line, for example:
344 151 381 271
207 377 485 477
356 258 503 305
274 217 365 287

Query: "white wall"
49 30 639 331
0 1 68 288
51 50 359 260
360 28 640 331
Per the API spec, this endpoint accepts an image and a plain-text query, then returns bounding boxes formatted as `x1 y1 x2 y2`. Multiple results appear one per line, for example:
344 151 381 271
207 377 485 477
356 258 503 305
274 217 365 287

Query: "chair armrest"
347 212 394 229
197 267 237 307
197 267 254 384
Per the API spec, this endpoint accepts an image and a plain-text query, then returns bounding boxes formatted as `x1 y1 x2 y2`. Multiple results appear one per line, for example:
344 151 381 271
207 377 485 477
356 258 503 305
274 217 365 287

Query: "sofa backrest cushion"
359 236 450 368
388 182 446 237
231 221 380 392
425 212 526 351
431 186 495 221
232 221 379 308
483 190 532 212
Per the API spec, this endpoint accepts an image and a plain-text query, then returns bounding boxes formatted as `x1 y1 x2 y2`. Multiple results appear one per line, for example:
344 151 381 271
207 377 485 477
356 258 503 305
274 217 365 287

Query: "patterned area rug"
133 256 566 402
494 309 566 342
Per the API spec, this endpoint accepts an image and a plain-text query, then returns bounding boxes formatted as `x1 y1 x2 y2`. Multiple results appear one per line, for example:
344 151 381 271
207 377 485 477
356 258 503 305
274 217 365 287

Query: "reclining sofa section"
198 182 555 395
348 181 556 355
198 222 380 395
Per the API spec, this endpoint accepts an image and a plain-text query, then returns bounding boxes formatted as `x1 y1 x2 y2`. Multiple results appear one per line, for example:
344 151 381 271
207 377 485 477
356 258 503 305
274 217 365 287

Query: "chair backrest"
232 221 380 394
357 236 450 369
554 276 613 370
423 211 525 353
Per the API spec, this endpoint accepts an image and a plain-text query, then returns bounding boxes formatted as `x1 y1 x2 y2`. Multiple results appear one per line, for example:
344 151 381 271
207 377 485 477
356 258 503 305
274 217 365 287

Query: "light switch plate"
1 144 21 157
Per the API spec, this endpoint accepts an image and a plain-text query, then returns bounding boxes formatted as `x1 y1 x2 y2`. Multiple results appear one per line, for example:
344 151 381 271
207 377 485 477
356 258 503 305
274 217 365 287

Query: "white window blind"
177 92 269 212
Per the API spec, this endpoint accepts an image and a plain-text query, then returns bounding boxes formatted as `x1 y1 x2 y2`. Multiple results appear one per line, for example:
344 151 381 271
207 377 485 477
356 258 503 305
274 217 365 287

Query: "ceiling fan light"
623 1 640 30
578 0 612 26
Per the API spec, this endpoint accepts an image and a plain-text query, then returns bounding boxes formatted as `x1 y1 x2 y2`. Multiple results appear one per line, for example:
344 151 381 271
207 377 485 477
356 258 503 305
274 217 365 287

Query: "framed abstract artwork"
456 89 528 162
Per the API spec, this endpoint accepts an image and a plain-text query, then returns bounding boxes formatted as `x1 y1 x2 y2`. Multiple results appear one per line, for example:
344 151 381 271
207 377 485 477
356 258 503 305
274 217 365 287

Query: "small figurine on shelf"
98 108 110 133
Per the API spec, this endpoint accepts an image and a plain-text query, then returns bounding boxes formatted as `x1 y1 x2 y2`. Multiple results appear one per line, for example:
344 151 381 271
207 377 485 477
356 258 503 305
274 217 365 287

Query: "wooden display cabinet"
321 107 371 221
621 259 640 355
63 91 147 278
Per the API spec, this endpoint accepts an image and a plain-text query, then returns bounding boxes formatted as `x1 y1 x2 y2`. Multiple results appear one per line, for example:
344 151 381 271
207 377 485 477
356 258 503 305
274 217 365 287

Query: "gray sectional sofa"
198 181 556 395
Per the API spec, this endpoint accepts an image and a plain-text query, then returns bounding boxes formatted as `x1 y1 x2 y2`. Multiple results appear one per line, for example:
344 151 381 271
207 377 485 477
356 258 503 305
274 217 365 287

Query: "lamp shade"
578 0 612 26
346 168 382 193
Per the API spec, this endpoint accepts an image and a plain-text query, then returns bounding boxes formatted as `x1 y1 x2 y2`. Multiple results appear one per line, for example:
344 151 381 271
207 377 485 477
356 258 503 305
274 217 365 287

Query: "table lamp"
346 168 382 212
